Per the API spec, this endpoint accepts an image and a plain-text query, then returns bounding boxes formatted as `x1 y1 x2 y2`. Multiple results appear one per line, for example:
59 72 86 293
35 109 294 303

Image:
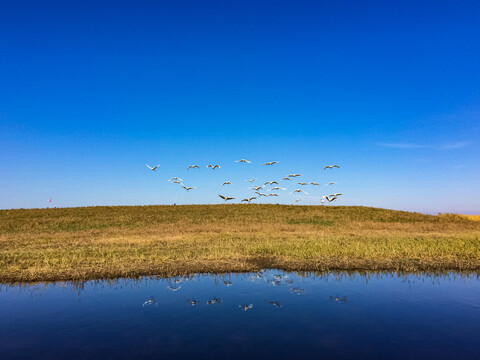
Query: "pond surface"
1 270 479 360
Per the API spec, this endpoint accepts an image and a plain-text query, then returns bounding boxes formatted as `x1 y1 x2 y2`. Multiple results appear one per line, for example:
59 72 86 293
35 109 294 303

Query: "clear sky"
1 0 479 213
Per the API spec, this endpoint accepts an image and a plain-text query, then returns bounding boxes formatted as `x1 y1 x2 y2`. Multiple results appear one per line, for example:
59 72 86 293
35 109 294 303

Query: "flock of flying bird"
146 159 343 204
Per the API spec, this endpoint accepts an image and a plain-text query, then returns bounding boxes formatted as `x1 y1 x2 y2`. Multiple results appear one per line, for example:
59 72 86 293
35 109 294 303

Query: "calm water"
1 270 479 360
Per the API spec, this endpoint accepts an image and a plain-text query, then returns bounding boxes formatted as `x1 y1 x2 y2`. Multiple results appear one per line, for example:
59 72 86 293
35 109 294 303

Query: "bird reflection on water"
268 279 282 286
167 285 181 291
187 298 198 306
267 301 282 308
142 297 156 307
329 296 347 303
207 297 222 305
140 271 348 313
290 287 305 295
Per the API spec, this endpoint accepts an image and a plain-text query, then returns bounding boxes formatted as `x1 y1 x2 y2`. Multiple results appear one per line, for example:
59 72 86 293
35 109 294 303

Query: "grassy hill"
1 204 479 283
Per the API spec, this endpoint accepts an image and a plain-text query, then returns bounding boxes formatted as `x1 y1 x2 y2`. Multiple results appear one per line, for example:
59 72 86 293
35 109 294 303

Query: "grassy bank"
1 205 480 283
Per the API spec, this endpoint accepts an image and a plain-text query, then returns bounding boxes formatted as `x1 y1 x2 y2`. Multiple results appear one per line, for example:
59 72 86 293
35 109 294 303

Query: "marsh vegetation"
1 205 479 282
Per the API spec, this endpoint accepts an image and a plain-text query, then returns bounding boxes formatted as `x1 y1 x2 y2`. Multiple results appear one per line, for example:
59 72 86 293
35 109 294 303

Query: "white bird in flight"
146 164 160 171
297 182 308 186
168 177 182 182
207 164 221 169
310 182 321 186
182 186 195 191
324 165 340 170
263 161 278 166
323 195 338 202
245 178 256 182
326 182 336 185
219 194 235 202
268 193 278 197
264 181 278 186
282 177 291 181
295 199 302 202
255 191 268 197
187 165 200 170
250 186 263 191
171 180 183 185
236 159 251 163
291 189 308 194
288 174 302 177
241 197 256 203
222 181 232 186
270 187 286 191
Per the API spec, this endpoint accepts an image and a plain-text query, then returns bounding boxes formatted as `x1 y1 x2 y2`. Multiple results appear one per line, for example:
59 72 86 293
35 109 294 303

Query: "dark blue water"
1 270 479 360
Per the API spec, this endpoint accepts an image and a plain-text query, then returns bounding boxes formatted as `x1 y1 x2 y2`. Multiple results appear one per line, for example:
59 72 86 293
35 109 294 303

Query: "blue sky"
1 0 479 213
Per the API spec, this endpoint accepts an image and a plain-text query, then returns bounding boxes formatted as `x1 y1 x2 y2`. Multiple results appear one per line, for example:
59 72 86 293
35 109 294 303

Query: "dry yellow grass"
438 213 480 221
459 215 480 221
1 205 480 283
